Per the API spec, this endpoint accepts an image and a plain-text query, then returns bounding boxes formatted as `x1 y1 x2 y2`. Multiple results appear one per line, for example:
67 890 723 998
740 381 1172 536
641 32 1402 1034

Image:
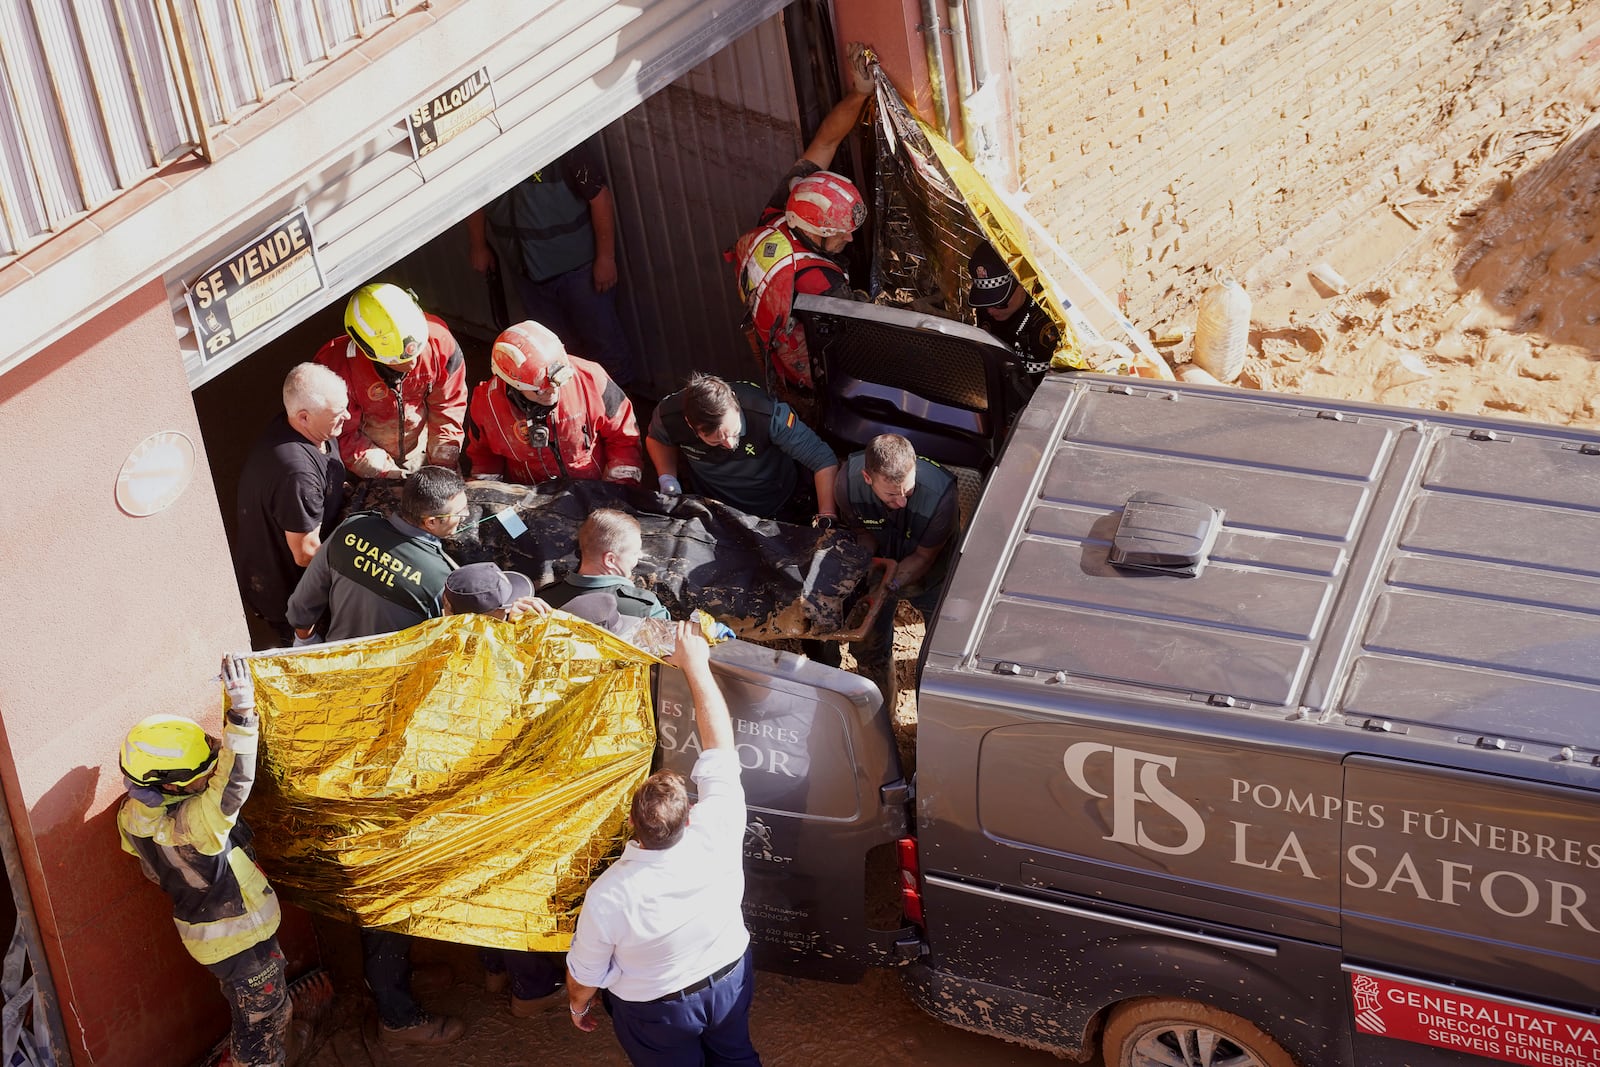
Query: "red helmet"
784 171 866 240
490 321 575 393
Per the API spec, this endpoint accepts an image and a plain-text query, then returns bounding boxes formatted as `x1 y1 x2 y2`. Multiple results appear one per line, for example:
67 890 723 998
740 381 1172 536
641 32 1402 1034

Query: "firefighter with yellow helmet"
117 654 289 1066
315 283 468 480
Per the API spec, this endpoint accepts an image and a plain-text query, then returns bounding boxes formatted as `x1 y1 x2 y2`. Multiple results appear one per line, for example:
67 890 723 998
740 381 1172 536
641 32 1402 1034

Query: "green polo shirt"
541 572 671 620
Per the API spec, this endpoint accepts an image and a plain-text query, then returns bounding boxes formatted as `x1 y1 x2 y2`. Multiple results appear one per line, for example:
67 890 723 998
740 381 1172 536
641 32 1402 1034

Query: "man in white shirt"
565 623 761 1066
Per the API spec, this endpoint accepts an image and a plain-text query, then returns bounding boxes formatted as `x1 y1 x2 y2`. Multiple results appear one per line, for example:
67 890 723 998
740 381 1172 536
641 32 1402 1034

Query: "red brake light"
896 836 924 925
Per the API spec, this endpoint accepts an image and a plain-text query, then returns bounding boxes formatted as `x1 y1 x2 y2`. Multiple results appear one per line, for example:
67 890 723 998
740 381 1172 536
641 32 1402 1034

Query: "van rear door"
655 641 911 982
1340 758 1600 1065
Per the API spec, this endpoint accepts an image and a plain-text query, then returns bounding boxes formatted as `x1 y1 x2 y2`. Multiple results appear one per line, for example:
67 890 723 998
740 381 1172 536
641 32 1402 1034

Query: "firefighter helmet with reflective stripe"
345 283 428 364
120 715 217 790
491 320 576 393
784 171 866 240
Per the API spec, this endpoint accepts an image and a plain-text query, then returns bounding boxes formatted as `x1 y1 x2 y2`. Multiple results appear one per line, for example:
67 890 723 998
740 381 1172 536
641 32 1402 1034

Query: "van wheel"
1102 998 1299 1067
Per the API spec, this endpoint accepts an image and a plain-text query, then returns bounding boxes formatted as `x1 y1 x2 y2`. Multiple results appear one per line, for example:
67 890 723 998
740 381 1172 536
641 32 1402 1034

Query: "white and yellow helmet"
120 715 216 790
345 283 428 364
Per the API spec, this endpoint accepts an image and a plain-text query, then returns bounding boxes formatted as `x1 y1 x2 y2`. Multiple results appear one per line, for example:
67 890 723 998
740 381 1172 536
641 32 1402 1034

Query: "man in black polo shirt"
835 434 962 710
646 373 838 525
234 363 350 649
466 138 639 387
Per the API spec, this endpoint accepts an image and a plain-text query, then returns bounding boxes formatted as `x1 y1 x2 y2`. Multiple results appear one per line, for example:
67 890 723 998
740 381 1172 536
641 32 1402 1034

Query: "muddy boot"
286 970 337 1066
379 1012 466 1048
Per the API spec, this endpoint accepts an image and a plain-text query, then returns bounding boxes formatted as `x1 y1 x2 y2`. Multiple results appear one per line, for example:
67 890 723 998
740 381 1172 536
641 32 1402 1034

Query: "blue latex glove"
292 631 321 648
658 474 683 496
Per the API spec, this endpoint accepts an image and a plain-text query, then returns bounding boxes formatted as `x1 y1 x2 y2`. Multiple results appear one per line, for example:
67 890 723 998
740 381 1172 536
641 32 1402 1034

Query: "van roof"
936 377 1600 755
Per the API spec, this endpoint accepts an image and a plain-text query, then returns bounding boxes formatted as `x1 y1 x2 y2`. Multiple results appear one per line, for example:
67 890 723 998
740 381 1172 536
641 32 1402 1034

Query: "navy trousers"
359 928 422 1028
480 947 565 999
605 948 761 1067
513 266 639 387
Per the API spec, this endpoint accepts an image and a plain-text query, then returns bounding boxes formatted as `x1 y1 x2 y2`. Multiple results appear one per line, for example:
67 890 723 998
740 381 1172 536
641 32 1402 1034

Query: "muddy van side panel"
906 678 1352 1063
1340 759 1600 1010
655 642 908 982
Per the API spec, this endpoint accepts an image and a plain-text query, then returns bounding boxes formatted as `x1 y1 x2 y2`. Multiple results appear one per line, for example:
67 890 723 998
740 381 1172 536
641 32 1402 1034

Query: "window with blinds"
0 0 422 259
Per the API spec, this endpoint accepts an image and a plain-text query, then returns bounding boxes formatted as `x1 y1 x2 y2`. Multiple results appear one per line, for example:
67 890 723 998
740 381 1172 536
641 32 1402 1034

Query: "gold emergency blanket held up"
244 612 657 951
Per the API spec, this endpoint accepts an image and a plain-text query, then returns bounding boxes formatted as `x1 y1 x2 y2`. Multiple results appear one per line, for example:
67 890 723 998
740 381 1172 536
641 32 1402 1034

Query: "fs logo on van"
1062 742 1205 855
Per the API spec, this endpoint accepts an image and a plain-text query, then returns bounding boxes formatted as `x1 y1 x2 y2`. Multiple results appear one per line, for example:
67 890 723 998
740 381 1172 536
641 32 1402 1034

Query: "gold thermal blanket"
242 611 657 951
870 64 1172 378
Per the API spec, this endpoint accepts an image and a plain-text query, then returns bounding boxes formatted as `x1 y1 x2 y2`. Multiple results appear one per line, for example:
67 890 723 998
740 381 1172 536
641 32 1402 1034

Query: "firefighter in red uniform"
315 283 468 480
733 59 873 392
464 319 644 486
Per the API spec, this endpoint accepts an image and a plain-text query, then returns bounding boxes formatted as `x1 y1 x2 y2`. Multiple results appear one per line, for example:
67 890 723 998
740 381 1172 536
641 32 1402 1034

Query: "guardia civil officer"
539 509 671 621
466 138 640 387
646 373 838 525
284 466 470 1047
285 465 465 645
835 433 962 710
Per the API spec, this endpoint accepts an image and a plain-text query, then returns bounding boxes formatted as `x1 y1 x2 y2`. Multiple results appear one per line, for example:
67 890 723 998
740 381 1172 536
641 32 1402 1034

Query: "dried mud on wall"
1010 1 1600 424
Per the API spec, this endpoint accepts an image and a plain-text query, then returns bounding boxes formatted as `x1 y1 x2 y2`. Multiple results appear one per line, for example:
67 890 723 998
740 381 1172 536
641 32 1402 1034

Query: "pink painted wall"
835 0 935 123
0 281 287 1065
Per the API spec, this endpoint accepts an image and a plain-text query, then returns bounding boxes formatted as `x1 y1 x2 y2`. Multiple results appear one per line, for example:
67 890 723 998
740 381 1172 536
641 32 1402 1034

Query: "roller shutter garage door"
169 0 795 387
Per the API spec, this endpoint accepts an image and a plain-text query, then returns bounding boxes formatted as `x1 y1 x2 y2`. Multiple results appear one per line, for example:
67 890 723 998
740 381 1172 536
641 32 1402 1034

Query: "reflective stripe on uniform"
737 223 835 339
174 851 282 966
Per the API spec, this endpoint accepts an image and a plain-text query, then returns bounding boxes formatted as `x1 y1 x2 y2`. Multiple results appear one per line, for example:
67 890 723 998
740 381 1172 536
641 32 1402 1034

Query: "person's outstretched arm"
667 624 733 751
588 188 620 293
800 92 869 170
799 44 875 169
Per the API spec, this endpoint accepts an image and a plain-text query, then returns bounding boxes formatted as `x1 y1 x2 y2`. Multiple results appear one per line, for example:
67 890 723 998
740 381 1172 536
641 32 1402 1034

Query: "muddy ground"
297 923 1079 1067
1165 88 1600 424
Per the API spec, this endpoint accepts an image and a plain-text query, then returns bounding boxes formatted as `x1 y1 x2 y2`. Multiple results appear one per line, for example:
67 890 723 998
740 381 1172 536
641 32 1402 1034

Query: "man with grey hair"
233 362 350 648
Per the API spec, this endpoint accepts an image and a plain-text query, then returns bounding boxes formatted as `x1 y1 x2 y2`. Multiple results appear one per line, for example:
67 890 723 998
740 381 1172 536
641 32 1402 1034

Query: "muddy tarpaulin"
349 478 874 639
245 611 656 951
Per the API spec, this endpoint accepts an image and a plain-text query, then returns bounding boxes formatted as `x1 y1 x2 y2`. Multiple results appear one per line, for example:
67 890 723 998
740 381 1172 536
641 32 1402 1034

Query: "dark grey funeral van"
663 373 1600 1067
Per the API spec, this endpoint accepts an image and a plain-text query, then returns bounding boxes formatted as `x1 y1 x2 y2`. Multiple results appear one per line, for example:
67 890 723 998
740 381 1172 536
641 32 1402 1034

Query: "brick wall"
1006 0 1596 330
